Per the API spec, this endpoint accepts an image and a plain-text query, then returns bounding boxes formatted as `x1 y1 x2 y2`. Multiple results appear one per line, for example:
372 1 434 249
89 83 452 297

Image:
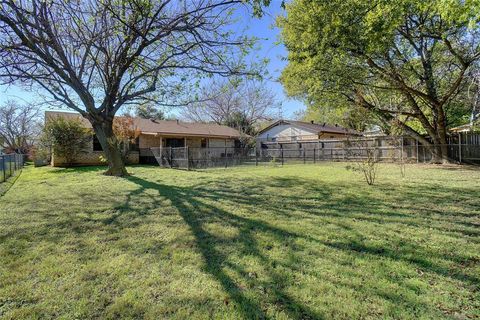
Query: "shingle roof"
45 111 243 138
258 120 361 135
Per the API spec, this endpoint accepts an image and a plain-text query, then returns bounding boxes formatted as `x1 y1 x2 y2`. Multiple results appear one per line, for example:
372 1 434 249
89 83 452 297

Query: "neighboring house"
449 123 479 133
362 126 388 138
257 120 360 147
46 111 243 166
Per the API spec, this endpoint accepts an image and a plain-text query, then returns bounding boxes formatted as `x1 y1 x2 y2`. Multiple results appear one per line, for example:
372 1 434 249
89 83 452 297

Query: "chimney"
310 120 314 124
176 119 179 124
322 122 326 127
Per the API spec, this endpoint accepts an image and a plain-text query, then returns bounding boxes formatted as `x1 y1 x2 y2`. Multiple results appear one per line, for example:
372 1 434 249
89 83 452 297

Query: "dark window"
93 135 103 151
165 138 185 148
129 137 140 151
201 138 207 148
234 139 242 148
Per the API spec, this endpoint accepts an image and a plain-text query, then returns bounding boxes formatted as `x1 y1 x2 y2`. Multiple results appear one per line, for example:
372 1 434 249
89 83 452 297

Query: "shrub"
41 116 91 166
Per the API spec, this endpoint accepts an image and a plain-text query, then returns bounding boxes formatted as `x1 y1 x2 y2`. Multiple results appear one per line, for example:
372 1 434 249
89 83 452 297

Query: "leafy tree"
112 116 139 162
0 0 263 175
135 104 166 120
278 0 480 163
223 111 256 136
0 100 40 154
41 117 91 166
295 104 374 132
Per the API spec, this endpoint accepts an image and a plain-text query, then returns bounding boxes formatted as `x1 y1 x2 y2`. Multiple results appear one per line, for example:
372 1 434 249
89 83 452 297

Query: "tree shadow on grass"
120 173 480 319
124 175 323 319
3 166 478 318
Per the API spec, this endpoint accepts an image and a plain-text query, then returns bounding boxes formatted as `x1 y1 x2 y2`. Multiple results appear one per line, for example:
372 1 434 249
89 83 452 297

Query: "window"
92 135 103 151
129 137 140 151
165 138 185 148
201 138 207 148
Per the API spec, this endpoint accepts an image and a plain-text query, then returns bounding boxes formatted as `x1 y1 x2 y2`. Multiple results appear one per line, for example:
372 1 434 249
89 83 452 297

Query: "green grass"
0 163 479 319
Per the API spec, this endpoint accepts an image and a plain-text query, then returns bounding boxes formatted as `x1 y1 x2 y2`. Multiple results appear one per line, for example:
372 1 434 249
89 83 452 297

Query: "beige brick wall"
139 134 161 148
52 151 139 167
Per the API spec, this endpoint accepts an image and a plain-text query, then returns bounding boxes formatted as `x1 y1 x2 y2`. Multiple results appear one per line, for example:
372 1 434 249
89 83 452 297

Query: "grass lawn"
0 163 479 319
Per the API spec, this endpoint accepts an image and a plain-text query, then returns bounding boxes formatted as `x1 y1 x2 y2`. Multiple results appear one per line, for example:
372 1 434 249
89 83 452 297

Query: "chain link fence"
148 141 480 170
0 153 25 182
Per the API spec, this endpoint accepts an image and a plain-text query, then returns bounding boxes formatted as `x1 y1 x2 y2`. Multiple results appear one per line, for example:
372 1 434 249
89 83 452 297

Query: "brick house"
45 111 244 166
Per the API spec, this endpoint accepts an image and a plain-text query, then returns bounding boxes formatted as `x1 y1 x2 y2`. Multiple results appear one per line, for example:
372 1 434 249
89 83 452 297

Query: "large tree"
0 100 40 154
0 0 264 175
181 78 281 134
278 0 480 162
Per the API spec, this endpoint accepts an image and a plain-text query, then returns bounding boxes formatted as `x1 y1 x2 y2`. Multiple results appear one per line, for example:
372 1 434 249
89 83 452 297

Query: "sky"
0 1 305 119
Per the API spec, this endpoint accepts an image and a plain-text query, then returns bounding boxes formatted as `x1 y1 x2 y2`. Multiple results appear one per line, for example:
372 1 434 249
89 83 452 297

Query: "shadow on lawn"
5 166 477 318
120 173 479 319
124 175 322 319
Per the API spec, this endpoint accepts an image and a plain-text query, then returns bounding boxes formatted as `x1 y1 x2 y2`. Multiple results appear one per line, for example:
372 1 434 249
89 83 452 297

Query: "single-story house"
45 111 244 166
449 123 478 133
257 120 361 148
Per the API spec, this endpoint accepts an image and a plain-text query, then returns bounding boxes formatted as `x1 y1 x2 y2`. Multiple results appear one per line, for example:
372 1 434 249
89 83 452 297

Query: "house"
449 123 478 133
45 111 244 166
257 120 361 148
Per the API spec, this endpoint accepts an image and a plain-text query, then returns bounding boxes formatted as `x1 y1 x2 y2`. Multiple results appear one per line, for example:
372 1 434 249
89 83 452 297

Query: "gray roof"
258 120 361 135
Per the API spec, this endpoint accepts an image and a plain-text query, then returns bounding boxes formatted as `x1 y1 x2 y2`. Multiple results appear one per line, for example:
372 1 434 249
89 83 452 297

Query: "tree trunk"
91 120 128 176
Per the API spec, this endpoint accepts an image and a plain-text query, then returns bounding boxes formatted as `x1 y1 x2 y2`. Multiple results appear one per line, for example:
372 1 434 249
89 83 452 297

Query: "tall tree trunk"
430 111 450 164
91 119 128 176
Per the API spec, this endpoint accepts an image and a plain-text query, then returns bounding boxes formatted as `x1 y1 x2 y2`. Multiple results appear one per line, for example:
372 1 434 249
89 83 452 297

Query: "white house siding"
258 124 317 141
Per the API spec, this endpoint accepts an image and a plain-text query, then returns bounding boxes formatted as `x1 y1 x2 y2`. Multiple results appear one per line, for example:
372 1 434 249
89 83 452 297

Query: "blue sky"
0 1 305 118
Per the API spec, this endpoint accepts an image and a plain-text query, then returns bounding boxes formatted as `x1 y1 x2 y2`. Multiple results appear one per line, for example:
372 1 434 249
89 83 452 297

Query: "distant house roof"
45 111 243 138
449 123 478 133
258 120 361 136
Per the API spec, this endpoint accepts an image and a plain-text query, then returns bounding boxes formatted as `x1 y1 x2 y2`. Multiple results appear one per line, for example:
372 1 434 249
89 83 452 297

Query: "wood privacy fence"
0 153 25 182
149 134 480 170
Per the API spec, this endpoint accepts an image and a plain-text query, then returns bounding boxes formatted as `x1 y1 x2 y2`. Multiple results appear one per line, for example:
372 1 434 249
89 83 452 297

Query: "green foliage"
0 164 479 318
298 104 375 131
41 117 91 166
278 0 480 142
223 111 256 136
134 104 166 120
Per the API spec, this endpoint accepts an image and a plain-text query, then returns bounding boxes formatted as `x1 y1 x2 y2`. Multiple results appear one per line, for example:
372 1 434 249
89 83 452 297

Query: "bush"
41 116 91 166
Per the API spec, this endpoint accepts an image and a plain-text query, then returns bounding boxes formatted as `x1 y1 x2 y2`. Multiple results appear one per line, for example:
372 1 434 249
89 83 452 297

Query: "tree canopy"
279 0 480 162
0 0 264 175
181 78 281 133
0 100 40 154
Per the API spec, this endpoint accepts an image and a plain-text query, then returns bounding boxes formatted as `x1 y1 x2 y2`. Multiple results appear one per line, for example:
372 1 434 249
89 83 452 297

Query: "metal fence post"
458 133 462 164
224 146 228 168
186 146 190 170
255 148 258 166
303 148 306 164
313 148 316 164
281 147 284 166
416 139 419 163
